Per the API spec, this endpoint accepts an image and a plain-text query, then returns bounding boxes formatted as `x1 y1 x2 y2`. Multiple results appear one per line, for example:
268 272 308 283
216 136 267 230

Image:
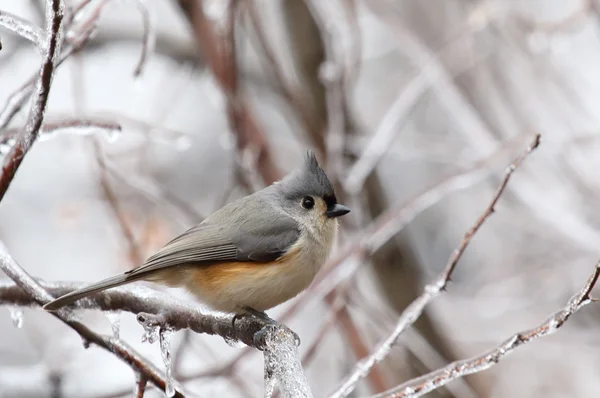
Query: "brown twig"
130 0 155 76
371 260 600 398
94 140 144 266
245 0 322 154
134 374 147 398
328 134 541 398
0 0 64 202
0 242 184 397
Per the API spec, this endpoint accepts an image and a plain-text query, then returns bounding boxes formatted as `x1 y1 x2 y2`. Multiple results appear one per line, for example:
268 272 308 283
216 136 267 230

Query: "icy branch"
0 118 122 154
371 261 600 398
0 241 183 397
0 11 45 49
328 134 541 398
255 324 313 398
0 0 64 202
0 281 271 349
0 279 314 396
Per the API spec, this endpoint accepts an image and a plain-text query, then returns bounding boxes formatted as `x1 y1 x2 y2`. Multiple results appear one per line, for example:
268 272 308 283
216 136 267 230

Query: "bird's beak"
326 203 351 218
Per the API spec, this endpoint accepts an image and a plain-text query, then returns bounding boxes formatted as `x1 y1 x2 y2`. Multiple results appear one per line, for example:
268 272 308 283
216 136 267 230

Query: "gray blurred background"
1 0 600 397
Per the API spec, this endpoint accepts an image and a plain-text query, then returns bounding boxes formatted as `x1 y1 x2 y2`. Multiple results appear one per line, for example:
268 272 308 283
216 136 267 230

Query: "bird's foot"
242 307 301 348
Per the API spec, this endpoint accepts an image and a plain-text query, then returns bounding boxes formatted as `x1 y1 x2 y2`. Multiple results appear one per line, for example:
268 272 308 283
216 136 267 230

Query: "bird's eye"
301 196 315 210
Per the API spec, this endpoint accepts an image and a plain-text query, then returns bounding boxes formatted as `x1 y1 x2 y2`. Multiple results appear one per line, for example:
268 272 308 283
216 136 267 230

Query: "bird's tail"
43 272 146 311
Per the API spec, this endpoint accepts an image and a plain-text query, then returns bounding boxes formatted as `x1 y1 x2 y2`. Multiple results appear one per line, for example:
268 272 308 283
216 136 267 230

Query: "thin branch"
94 140 144 266
0 242 184 397
328 134 541 398
134 374 147 398
130 0 155 76
372 260 600 398
245 0 323 154
0 0 64 201
0 10 45 49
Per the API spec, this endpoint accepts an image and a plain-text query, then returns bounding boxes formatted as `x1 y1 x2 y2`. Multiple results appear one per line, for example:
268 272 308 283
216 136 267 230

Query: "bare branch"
328 134 541 398
0 242 184 397
371 261 600 398
0 10 45 49
134 374 148 398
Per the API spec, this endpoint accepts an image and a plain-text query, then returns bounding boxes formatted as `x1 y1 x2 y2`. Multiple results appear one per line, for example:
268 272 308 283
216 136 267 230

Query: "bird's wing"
126 210 301 276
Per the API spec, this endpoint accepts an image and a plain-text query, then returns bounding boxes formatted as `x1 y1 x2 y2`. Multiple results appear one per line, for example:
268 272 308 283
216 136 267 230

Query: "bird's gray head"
271 151 350 223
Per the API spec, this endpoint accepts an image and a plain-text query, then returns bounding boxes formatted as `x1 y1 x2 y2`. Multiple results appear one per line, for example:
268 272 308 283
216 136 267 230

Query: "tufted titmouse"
43 152 350 322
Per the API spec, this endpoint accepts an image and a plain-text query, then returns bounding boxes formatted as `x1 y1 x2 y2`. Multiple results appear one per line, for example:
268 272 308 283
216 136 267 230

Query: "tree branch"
0 0 64 201
328 134 541 398
0 279 312 396
371 260 600 398
0 241 184 397
0 280 267 348
0 10 45 49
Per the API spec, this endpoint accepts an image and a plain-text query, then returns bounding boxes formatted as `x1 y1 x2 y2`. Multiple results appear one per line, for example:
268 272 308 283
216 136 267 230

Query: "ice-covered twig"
255 324 313 398
0 10 45 49
328 134 541 398
0 0 64 202
0 241 183 397
371 260 600 398
0 118 121 153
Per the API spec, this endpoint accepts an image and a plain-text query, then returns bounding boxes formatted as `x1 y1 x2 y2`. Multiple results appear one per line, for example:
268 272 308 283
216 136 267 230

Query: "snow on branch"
371 261 600 398
329 134 541 398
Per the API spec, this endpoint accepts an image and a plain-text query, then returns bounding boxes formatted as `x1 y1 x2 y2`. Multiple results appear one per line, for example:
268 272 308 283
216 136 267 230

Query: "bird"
43 151 350 325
